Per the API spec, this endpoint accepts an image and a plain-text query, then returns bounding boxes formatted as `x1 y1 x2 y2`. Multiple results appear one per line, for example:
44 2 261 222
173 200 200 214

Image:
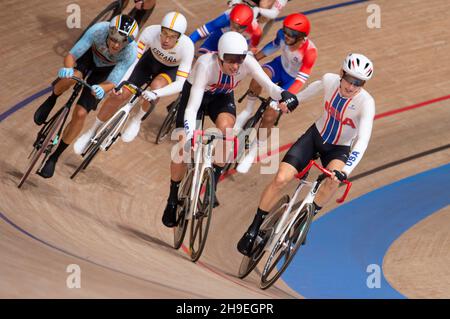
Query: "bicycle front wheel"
260 203 314 290
189 167 214 262
18 108 68 188
238 195 290 279
173 169 194 250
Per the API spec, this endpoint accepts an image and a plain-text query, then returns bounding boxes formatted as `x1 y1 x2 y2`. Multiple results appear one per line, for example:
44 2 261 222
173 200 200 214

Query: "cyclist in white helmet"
74 11 195 151
33 14 139 179
161 31 299 228
237 53 376 256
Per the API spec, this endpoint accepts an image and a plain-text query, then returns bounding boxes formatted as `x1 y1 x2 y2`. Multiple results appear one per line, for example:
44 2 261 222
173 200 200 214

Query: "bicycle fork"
188 142 214 220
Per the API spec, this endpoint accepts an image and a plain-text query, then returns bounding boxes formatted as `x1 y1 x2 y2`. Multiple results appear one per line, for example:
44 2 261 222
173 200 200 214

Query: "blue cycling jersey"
69 22 137 85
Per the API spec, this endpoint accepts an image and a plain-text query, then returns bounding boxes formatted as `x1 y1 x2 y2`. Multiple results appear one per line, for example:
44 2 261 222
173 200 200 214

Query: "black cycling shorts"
74 48 114 112
127 49 178 88
282 124 351 171
175 81 236 128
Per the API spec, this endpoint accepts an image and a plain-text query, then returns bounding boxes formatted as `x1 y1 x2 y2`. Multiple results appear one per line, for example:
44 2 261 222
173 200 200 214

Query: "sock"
248 207 269 234
168 180 181 203
136 107 147 121
49 140 69 162
235 95 257 129
313 201 322 214
212 164 223 191
90 117 104 133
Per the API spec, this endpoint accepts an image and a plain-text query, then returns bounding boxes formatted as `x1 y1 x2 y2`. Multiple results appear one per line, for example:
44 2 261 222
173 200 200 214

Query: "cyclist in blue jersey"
33 14 138 179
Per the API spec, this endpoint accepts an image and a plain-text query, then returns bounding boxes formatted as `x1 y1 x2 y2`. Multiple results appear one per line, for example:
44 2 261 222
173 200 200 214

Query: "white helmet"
342 53 374 81
161 11 187 35
109 14 139 43
218 31 248 62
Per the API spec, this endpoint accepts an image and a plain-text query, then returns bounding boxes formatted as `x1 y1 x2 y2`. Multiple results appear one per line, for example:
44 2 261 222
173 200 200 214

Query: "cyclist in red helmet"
235 13 318 174
190 3 261 55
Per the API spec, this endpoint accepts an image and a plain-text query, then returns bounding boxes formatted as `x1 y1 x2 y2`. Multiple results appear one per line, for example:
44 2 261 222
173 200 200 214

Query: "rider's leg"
73 89 131 154
162 81 192 227
237 126 315 255
209 112 235 207
234 67 272 130
313 159 346 214
122 73 171 143
34 70 83 125
236 64 279 173
237 163 298 255
38 104 89 178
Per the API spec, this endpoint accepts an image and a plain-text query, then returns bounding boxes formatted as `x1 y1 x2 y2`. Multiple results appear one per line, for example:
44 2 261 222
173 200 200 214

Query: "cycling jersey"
69 21 137 85
296 73 376 174
190 11 261 51
183 53 283 138
261 29 317 94
122 25 195 98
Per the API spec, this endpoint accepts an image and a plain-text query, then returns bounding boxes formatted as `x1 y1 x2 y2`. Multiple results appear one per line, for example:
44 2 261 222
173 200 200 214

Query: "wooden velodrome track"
1 0 449 298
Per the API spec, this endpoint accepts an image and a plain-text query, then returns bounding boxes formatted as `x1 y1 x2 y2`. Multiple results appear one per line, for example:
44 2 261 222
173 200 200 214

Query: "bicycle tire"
173 169 194 249
189 167 214 262
238 195 290 279
75 1 122 43
155 101 178 144
260 204 314 290
70 111 125 179
18 108 68 188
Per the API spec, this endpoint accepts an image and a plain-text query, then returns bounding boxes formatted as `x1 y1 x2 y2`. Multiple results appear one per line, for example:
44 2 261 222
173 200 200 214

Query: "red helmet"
283 13 311 36
230 4 254 28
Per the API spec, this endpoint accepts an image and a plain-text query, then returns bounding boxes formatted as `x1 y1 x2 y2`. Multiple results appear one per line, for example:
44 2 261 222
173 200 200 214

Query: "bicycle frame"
185 130 238 221
264 160 352 253
85 81 147 153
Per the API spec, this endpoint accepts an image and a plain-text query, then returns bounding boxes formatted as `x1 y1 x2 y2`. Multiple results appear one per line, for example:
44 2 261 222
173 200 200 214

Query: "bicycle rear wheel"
238 195 290 279
173 169 194 249
260 203 314 290
155 99 179 144
189 167 214 262
18 108 68 188
70 111 125 179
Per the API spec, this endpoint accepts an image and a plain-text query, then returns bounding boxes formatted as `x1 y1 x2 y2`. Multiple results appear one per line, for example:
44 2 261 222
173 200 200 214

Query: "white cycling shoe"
74 130 95 155
236 144 258 174
121 117 141 143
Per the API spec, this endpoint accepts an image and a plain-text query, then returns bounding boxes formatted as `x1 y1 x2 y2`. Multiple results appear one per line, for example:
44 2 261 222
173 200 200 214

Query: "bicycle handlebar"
192 130 239 160
295 160 352 204
237 89 271 104
114 80 144 97
71 76 94 92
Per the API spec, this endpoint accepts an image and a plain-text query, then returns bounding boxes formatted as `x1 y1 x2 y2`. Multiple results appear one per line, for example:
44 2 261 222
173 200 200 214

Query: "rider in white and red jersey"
235 13 318 173
161 32 299 228
237 53 376 256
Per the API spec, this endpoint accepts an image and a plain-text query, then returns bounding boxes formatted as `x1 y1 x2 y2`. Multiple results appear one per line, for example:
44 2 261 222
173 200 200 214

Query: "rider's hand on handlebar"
142 90 158 102
91 85 105 99
280 90 299 112
58 67 74 79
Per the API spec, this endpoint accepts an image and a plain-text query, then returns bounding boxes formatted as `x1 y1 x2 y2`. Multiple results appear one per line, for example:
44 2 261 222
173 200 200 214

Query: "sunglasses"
283 27 306 40
222 53 247 64
230 21 248 32
342 73 365 87
108 30 128 45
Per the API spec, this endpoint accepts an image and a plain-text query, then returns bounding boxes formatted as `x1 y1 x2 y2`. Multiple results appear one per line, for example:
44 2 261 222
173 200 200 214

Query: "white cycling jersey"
297 73 376 174
184 53 283 138
121 25 195 98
